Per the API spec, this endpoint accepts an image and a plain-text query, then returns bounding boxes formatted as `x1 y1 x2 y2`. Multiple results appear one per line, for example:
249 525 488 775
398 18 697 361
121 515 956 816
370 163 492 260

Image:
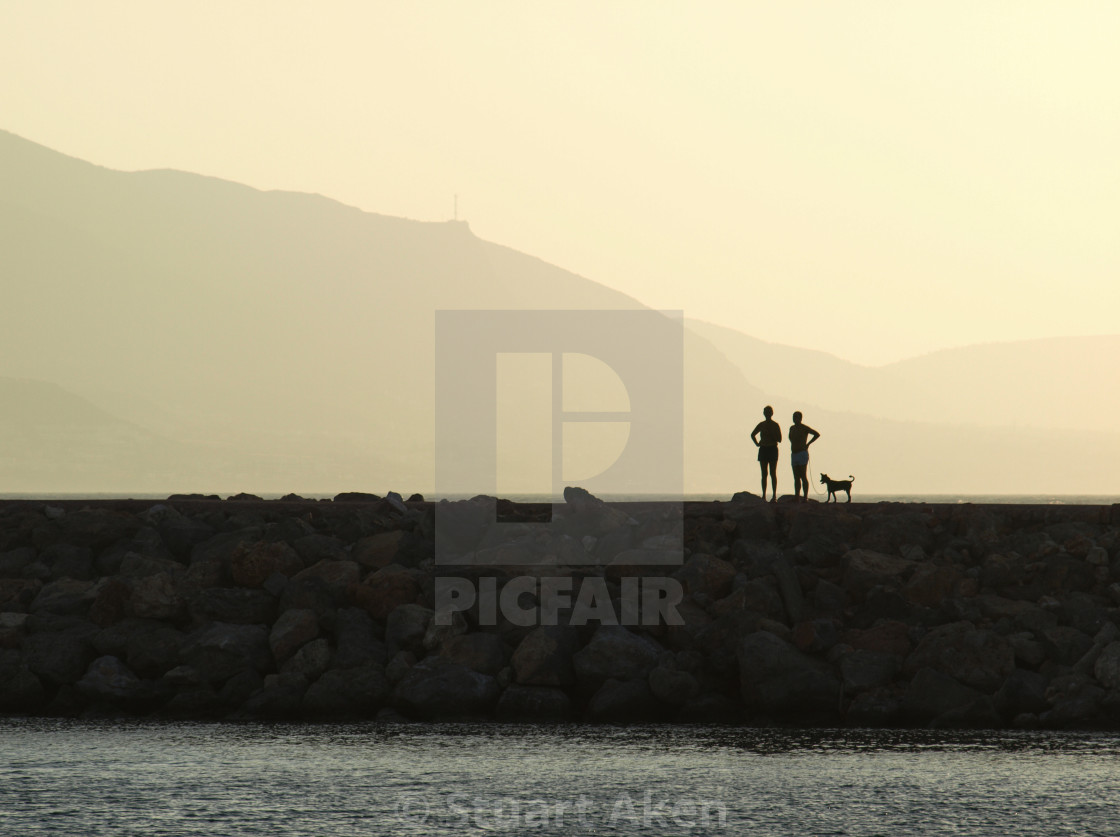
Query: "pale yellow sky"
4 1 1118 365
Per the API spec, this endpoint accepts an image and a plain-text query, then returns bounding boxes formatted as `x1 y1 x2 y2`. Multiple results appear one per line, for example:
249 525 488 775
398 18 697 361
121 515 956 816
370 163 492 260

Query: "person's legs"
759 461 768 500
794 464 808 498
768 461 778 501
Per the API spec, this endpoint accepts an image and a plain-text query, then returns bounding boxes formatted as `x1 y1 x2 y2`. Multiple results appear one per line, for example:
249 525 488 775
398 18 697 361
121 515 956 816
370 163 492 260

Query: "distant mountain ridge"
689 320 1119 433
2 129 1117 495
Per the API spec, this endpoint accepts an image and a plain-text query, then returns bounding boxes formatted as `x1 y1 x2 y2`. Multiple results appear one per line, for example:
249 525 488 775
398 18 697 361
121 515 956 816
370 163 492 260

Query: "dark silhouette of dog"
819 473 854 503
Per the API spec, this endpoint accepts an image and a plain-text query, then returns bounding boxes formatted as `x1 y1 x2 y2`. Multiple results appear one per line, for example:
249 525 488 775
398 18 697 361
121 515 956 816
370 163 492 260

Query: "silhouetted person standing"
788 411 820 501
751 405 782 502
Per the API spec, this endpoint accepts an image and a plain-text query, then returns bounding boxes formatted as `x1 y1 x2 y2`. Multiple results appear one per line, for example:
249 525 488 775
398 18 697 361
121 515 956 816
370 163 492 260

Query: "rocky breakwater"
1 493 1119 729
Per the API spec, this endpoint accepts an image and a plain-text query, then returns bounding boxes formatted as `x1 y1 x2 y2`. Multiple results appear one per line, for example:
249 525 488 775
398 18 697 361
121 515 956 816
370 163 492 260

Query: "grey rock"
495 685 573 721
901 667 981 722
292 534 347 566
587 678 663 721
180 622 271 683
771 557 805 623
302 665 391 716
392 657 500 719
189 587 276 626
738 630 840 716
332 607 387 669
995 669 1050 717
904 621 1015 693
385 604 433 657
280 638 331 680
1093 641 1120 690
647 665 700 706
130 573 185 620
77 656 149 701
512 626 579 687
846 690 901 726
41 544 94 581
840 649 901 693
269 609 319 664
440 632 508 676
29 578 99 615
22 624 99 685
239 672 308 719
573 626 663 692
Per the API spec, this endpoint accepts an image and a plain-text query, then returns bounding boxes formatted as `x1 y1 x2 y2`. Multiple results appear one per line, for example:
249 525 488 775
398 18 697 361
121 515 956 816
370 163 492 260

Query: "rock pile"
1 493 1119 728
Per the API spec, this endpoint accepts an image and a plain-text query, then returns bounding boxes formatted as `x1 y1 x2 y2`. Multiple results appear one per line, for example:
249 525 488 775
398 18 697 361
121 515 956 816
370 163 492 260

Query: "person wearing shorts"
751 405 782 502
788 411 820 501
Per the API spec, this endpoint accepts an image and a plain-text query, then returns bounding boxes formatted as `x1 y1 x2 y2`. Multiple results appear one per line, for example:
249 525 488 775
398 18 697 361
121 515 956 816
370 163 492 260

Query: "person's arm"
807 426 820 446
751 423 761 447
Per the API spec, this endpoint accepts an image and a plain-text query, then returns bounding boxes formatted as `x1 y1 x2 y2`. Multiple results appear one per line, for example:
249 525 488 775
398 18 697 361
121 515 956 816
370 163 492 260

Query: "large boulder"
994 669 1050 717
0 578 42 612
844 620 913 658
239 673 309 719
280 638 331 680
130 573 186 620
512 626 579 687
190 529 262 568
41 544 94 581
440 633 508 676
54 509 139 550
902 564 960 608
353 565 422 620
587 678 664 722
1040 626 1094 667
0 662 45 711
302 665 391 717
392 657 500 719
230 541 303 588
269 609 320 664
573 626 663 692
770 557 805 624
839 649 901 693
842 549 916 599
647 664 700 706
22 622 99 686
737 630 840 716
292 534 347 565
189 587 276 626
76 655 150 702
1093 641 1120 690
94 620 188 678
901 667 983 722
672 554 736 602
904 622 1014 693
385 604 433 657
332 607 387 669
495 685 573 721
118 551 183 579
29 578 99 616
291 560 360 603
180 622 271 683
352 531 406 570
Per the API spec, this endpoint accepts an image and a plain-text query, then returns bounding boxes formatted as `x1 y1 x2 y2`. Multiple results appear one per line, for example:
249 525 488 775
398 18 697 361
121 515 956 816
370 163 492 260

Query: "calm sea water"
2 721 1119 836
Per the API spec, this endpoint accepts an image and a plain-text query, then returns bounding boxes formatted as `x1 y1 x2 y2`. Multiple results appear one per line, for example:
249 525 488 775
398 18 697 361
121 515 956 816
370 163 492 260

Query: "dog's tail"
849 475 855 482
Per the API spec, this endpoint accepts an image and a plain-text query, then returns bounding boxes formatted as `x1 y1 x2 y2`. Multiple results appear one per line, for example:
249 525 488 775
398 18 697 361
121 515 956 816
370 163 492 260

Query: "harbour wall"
2 494 1119 728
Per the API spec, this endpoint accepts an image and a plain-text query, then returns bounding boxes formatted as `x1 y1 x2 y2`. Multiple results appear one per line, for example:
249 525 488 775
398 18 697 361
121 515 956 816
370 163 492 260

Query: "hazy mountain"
0 130 762 494
688 320 1120 433
2 129 1116 496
